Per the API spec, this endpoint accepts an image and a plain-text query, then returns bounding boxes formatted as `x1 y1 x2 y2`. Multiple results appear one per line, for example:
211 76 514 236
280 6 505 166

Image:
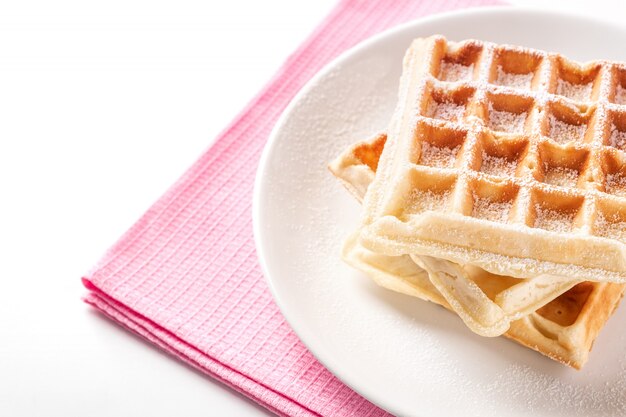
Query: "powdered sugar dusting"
427 100 465 121
439 61 474 82
486 363 626 417
495 66 533 90
407 189 450 214
610 125 626 150
606 173 626 196
534 206 574 233
557 79 592 102
472 196 511 222
481 153 517 176
596 213 626 241
549 116 586 144
544 166 579 188
615 84 626 105
488 106 527 134
420 142 459 168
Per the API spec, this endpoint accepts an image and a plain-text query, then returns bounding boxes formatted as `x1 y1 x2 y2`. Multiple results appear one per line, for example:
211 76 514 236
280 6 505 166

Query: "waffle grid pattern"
400 37 626 241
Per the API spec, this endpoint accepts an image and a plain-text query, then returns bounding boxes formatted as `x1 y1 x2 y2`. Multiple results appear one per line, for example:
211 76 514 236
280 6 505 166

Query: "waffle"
359 35 626 283
330 133 625 368
332 134 580 337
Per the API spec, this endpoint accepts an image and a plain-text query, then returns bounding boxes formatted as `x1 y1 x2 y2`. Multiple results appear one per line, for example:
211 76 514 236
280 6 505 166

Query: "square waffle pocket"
360 35 626 283
330 133 625 368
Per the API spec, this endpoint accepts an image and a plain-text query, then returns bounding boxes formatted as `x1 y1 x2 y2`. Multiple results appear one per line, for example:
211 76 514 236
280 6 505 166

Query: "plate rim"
253 6 626 415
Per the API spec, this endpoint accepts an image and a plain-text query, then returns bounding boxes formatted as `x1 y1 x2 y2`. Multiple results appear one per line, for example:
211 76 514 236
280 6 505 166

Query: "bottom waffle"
330 133 625 369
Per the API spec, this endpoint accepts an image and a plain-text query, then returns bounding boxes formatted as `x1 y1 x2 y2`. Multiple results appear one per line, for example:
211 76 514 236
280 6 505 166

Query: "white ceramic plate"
254 7 626 417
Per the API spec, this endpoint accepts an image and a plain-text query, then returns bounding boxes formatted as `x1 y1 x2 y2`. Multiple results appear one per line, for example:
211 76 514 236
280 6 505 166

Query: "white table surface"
1 1 625 416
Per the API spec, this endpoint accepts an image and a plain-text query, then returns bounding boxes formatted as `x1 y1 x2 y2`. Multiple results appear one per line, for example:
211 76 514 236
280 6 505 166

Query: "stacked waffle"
329 35 626 369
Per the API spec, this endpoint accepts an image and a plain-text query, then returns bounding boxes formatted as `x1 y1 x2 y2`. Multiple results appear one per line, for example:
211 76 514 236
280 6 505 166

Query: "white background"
0 1 625 416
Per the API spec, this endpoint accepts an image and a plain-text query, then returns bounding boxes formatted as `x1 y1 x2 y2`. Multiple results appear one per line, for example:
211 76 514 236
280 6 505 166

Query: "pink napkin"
83 0 504 415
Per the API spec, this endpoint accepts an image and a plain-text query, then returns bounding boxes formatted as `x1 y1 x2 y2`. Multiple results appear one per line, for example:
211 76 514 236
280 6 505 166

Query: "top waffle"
359 35 626 283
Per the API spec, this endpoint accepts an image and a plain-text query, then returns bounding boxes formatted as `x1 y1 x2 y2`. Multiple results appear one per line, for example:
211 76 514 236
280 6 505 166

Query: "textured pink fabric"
83 0 504 415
